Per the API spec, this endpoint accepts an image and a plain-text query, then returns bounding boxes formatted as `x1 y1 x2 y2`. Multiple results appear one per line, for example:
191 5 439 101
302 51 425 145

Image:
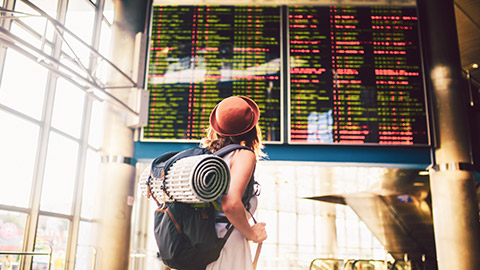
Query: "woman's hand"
248 222 267 243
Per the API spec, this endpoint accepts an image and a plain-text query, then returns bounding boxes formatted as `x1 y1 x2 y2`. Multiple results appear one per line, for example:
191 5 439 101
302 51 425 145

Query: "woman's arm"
221 149 267 243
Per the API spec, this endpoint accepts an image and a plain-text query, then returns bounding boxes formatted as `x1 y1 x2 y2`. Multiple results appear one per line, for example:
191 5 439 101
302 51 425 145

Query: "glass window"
278 211 296 245
65 0 95 44
373 242 387 259
40 131 79 214
0 1 120 269
257 209 278 243
0 110 39 207
75 221 95 270
94 20 113 82
255 164 278 211
251 161 390 267
0 254 19 269
0 50 48 120
13 0 58 43
51 78 85 138
315 214 337 254
103 0 114 25
257 243 277 269
9 22 50 51
346 219 360 247
81 149 100 219
34 216 69 270
277 167 296 212
255 169 278 210
298 244 315 268
88 99 105 149
297 197 313 215
62 0 95 71
277 244 297 267
16 0 58 18
360 221 373 250
296 168 315 200
59 43 90 78
298 214 314 246
0 210 27 251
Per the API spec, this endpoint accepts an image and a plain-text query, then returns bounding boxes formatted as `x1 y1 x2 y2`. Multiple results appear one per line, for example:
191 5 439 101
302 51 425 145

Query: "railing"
345 259 387 270
309 258 344 270
309 257 418 270
0 244 53 270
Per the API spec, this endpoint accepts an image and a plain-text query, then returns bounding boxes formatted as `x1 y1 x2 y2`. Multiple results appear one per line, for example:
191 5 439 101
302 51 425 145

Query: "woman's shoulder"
231 148 256 164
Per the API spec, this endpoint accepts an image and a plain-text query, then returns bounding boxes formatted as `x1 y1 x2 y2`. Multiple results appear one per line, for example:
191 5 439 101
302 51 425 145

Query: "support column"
93 0 150 269
417 0 480 269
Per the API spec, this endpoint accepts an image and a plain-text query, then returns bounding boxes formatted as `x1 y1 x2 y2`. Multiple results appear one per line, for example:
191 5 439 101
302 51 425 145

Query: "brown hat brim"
209 96 260 137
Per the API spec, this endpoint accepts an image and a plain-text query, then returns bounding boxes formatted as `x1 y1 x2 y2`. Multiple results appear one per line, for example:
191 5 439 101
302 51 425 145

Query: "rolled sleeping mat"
138 164 174 204
139 154 230 204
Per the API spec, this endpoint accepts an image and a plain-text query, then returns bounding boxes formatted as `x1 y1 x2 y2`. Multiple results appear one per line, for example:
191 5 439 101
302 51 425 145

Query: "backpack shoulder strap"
213 144 252 157
214 144 257 209
213 145 259 243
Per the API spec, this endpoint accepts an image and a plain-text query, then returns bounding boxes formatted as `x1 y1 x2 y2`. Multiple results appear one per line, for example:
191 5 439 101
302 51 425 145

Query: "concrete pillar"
93 0 150 269
417 0 480 268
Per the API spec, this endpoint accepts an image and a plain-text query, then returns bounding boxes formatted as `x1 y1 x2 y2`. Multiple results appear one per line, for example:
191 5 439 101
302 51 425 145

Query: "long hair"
200 124 266 160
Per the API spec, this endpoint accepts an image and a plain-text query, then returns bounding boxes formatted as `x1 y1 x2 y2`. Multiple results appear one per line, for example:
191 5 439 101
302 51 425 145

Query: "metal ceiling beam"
0 5 141 116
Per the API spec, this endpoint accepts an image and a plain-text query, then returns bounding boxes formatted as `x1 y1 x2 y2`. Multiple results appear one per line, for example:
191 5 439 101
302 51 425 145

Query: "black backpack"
148 144 258 270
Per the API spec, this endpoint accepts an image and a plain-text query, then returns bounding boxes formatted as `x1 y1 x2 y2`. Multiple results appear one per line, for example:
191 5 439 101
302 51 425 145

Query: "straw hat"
209 96 260 136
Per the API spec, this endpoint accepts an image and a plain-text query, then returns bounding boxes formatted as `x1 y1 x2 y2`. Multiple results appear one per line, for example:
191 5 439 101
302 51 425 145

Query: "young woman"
201 96 268 270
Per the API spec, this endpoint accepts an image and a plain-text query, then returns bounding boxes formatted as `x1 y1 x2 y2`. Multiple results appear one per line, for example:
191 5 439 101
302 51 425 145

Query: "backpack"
147 144 258 270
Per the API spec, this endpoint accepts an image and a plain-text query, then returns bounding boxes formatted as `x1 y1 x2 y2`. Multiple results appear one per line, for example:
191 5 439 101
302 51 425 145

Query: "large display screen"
289 6 428 145
142 5 282 142
143 5 429 146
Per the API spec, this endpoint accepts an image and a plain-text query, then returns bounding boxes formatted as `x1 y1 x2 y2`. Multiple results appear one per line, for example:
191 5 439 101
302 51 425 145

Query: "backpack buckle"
160 169 167 191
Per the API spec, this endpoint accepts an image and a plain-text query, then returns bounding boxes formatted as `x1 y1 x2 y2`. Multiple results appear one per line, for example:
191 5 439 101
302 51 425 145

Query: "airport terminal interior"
0 0 479 269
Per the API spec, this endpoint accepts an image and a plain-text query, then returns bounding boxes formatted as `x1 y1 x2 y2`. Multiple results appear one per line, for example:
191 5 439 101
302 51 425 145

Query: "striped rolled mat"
139 154 230 204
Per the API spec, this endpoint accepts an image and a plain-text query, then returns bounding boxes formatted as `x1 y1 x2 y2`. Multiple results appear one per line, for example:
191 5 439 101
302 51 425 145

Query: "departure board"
143 5 282 142
289 6 429 145
143 4 429 146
